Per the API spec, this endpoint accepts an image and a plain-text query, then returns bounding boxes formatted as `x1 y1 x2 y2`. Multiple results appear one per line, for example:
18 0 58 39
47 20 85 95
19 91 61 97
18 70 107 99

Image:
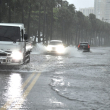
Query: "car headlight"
26 44 33 50
56 45 65 53
46 46 52 51
11 51 23 60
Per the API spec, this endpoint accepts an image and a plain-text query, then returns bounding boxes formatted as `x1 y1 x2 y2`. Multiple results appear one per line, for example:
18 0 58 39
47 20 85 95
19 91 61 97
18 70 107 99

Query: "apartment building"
94 0 110 23
79 7 94 16
105 0 110 22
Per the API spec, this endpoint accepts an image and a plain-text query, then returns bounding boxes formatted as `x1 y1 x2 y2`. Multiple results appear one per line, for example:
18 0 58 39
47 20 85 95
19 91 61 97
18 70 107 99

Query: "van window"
0 26 20 42
49 42 62 45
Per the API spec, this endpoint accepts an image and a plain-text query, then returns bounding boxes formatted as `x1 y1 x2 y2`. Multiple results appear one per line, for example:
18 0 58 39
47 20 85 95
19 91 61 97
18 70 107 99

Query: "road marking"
11 72 41 110
0 72 36 110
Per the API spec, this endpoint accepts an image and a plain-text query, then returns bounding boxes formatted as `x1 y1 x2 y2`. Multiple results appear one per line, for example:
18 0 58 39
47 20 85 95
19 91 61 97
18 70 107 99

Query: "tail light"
78 44 80 48
88 45 90 48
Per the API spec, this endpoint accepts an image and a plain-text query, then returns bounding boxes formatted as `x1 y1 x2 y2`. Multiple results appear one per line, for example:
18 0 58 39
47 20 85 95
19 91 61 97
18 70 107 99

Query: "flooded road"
0 46 110 110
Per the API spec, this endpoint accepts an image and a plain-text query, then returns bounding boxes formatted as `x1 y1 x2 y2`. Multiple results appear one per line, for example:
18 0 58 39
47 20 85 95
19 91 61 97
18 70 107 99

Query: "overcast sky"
67 0 94 10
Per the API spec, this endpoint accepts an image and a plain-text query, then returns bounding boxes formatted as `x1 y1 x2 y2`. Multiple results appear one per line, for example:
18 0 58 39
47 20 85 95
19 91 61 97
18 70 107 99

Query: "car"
46 40 65 54
78 42 90 52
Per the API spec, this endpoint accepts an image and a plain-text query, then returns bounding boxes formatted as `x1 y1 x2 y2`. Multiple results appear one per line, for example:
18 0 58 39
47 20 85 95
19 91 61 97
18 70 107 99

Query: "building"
105 0 110 22
94 0 110 23
79 7 94 16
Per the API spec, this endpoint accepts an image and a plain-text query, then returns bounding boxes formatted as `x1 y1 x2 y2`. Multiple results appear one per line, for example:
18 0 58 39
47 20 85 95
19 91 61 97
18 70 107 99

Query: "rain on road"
0 46 110 110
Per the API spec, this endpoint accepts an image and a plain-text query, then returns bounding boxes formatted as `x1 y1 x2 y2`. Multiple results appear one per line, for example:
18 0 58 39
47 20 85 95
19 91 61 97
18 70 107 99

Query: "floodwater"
0 44 110 110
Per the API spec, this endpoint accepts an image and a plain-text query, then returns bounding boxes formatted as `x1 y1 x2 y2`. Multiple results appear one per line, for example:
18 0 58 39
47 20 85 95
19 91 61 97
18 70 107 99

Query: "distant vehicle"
0 23 33 65
46 40 65 54
78 42 90 52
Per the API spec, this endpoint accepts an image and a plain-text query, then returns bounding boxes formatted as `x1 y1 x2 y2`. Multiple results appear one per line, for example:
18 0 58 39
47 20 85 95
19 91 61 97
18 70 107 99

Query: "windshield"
80 43 88 46
0 26 20 42
49 42 62 45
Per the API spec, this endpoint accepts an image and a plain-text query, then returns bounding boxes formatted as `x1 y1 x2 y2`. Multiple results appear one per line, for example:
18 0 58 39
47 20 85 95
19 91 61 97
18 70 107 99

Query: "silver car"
46 40 65 54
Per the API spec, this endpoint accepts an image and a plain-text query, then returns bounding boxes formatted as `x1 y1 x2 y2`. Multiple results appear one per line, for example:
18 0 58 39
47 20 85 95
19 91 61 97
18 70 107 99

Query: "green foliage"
0 0 110 46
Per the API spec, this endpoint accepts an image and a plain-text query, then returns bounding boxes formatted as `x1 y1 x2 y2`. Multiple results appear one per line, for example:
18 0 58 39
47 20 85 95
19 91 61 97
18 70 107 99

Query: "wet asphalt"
0 47 110 110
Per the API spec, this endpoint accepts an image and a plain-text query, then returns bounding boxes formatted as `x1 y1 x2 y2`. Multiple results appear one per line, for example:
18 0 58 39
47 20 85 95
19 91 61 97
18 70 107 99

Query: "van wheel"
27 55 30 63
23 56 26 64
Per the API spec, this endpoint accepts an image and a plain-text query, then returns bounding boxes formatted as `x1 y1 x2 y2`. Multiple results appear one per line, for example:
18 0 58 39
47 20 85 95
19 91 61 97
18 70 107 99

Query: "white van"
0 23 32 65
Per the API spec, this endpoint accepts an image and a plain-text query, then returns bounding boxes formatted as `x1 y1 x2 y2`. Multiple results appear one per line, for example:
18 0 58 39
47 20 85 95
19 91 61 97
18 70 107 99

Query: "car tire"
88 49 90 52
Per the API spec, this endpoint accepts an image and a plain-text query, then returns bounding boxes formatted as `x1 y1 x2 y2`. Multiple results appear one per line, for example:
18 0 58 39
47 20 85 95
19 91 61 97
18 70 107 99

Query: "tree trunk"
27 1 32 38
46 14 49 45
38 2 41 43
8 1 11 23
50 0 54 40
42 1 47 44
22 0 24 23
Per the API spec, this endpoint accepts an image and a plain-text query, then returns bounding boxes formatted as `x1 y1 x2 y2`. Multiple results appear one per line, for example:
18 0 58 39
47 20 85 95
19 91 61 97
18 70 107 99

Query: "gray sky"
67 0 94 10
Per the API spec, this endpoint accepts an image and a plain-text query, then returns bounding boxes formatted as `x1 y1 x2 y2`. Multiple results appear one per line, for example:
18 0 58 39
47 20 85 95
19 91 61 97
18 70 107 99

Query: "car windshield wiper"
4 37 16 43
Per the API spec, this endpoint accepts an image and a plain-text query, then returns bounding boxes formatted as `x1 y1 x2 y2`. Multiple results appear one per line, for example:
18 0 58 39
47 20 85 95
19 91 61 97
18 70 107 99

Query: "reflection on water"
50 67 110 109
7 74 22 99
51 76 65 87
49 98 64 108
3 73 24 109
57 56 63 60
45 55 51 60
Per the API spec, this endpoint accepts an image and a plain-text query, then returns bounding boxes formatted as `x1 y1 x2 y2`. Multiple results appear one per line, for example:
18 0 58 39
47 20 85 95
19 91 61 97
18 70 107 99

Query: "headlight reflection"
4 73 23 101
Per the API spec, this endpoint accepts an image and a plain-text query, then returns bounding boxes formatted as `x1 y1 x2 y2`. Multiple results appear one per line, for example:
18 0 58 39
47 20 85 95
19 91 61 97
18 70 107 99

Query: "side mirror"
24 34 28 41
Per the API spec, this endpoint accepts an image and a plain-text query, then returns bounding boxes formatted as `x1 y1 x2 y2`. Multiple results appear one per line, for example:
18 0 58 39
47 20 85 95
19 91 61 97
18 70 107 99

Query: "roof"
0 23 24 29
50 40 62 43
80 42 88 44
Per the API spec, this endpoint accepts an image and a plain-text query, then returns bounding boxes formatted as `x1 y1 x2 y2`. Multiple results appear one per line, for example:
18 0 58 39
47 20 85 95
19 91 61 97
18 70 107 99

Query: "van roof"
0 23 24 29
50 40 62 43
